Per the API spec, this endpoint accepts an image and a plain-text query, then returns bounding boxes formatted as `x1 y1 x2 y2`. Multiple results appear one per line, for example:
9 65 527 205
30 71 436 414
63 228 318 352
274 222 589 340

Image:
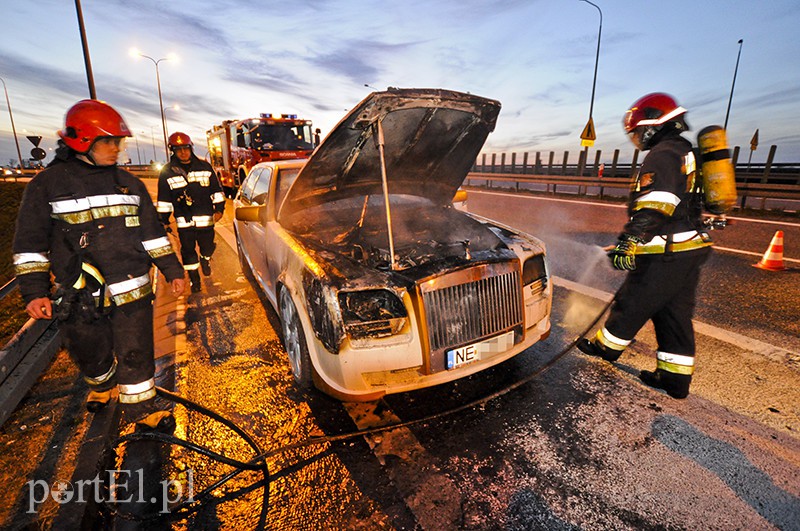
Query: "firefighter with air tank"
157 132 225 293
579 92 735 399
12 99 186 430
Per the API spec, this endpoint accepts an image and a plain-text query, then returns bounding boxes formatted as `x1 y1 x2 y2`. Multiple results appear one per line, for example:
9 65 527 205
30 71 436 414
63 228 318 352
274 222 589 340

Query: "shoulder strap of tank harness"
689 146 710 234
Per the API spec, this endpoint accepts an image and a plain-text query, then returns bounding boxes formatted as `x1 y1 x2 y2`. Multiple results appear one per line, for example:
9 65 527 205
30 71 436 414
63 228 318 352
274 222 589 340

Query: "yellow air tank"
697 125 737 215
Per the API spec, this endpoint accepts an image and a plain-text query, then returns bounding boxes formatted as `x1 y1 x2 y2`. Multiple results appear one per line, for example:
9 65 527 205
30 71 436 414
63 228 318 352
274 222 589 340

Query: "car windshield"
248 124 313 151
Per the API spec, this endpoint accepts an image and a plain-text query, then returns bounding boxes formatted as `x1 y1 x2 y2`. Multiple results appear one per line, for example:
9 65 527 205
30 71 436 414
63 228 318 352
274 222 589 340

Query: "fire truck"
207 113 316 197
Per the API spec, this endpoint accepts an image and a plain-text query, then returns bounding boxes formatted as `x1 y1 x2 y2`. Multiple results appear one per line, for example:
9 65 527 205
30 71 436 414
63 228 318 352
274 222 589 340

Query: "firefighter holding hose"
578 93 713 399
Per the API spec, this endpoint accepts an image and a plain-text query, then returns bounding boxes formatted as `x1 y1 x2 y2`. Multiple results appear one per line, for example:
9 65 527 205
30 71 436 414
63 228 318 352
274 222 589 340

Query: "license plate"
446 331 514 370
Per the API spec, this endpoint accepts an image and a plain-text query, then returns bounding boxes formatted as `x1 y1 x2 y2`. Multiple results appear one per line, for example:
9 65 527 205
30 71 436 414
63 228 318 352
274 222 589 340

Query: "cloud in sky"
1 0 799 166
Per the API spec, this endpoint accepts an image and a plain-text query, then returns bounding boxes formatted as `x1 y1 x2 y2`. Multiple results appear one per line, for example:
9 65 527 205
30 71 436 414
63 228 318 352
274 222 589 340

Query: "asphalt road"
158 190 799 529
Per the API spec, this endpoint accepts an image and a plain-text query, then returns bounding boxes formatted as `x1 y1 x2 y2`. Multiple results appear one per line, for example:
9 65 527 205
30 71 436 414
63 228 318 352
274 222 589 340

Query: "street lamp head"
129 47 143 59
130 48 177 65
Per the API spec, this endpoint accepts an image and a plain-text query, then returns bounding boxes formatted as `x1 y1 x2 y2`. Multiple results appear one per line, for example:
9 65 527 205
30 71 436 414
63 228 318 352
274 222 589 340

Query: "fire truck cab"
207 113 315 197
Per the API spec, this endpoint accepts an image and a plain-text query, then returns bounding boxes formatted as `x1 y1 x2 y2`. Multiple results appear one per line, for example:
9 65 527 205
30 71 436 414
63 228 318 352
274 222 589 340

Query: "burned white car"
234 88 551 401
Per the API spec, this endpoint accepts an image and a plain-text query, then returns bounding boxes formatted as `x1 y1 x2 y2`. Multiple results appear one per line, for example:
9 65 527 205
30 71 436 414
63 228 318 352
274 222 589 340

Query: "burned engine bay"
282 194 508 272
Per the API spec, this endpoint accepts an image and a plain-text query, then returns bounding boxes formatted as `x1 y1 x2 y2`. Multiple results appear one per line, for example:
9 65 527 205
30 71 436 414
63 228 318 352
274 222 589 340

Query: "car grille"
421 263 523 358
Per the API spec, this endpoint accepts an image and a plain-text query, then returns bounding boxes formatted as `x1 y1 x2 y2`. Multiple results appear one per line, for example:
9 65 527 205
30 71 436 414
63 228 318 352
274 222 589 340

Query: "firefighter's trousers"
605 246 711 356
177 227 216 270
61 296 156 404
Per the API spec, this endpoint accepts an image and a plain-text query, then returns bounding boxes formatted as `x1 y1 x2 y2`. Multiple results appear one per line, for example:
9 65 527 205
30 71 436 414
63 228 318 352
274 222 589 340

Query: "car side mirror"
235 205 265 223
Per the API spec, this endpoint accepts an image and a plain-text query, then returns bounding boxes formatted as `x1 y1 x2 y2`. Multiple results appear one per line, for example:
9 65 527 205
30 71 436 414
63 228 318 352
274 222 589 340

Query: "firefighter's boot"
134 411 176 434
200 255 212 276
577 338 622 362
639 368 691 399
86 389 114 412
188 269 202 293
124 399 176 434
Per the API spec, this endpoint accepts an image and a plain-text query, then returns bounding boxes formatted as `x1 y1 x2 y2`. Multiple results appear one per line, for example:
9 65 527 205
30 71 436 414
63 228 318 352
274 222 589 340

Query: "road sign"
31 147 47 160
26 135 42 147
580 118 596 147
750 129 759 151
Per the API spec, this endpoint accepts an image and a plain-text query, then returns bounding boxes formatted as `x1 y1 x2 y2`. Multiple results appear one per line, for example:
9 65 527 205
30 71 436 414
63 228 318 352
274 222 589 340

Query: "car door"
236 166 271 288
266 166 301 289
247 166 273 290
234 167 260 264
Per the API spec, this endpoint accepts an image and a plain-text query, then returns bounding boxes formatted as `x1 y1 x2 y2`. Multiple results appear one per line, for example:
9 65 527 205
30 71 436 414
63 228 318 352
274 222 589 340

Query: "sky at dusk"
1 0 799 167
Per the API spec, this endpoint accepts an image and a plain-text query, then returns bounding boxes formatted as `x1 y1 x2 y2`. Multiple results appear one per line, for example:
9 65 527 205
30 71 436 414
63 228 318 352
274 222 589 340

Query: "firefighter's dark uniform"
12 152 185 408
156 154 224 290
584 130 712 397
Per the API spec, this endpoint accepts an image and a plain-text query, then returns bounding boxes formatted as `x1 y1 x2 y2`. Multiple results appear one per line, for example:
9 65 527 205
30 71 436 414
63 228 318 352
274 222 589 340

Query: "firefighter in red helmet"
578 93 713 399
12 100 186 429
157 132 225 293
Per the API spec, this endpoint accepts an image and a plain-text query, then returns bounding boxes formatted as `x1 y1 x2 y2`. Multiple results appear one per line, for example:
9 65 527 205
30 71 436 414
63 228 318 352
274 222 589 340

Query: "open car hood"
280 88 500 217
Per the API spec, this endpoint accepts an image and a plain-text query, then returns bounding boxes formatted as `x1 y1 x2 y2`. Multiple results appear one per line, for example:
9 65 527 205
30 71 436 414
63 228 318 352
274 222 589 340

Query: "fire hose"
101 286 619 523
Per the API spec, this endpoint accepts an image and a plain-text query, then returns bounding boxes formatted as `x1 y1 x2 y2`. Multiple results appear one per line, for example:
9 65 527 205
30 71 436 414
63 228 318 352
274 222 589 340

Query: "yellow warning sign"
580 118 596 141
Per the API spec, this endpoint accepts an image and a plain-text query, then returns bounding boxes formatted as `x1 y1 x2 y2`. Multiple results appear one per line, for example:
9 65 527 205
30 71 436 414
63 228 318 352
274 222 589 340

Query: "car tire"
279 287 313 389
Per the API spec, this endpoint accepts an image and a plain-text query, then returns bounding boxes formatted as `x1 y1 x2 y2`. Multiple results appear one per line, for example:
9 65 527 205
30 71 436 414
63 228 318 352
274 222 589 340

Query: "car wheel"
279 287 313 388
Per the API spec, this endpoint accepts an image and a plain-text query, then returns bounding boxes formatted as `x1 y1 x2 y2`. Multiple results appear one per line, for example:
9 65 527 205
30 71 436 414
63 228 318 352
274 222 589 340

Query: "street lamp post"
0 76 24 169
131 50 172 161
146 127 158 163
133 134 142 165
724 39 743 130
579 0 602 175
163 104 180 140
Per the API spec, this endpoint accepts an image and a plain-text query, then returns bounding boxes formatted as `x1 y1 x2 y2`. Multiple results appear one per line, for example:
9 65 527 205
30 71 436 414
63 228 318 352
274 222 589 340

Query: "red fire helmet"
623 93 687 133
168 132 193 148
58 99 132 153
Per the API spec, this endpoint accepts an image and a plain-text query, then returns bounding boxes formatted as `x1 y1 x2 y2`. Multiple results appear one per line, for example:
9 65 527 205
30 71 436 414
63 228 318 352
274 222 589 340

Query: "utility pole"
724 39 743 130
74 0 96 98
578 0 602 176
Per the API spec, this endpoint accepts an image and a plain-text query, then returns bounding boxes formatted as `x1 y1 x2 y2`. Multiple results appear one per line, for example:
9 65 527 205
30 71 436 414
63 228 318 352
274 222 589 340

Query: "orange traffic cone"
753 230 788 271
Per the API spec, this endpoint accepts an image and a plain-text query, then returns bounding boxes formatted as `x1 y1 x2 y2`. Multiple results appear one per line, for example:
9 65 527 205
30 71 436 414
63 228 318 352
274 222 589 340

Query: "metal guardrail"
0 278 62 426
465 171 800 211
476 145 800 186
0 313 61 426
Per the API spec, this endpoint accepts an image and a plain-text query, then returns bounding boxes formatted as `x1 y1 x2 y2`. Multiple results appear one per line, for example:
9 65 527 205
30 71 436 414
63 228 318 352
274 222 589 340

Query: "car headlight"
338 289 408 339
522 255 547 286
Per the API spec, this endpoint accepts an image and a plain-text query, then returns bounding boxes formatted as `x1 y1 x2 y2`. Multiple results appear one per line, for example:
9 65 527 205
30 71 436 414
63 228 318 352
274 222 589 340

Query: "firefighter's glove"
608 235 641 271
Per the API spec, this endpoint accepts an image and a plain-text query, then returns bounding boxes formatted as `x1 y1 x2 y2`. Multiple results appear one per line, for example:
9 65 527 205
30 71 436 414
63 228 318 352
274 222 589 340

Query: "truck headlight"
338 289 408 339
